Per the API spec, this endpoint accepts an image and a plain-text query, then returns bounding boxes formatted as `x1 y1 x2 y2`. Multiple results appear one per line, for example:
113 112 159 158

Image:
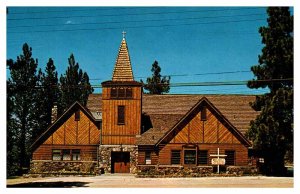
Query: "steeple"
112 32 134 81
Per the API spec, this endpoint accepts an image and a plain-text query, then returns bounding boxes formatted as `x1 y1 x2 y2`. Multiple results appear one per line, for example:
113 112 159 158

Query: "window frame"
52 149 62 161
117 105 125 125
201 106 207 121
75 110 80 121
198 150 208 165
225 150 235 166
171 150 181 165
110 87 133 99
183 149 197 165
145 151 151 165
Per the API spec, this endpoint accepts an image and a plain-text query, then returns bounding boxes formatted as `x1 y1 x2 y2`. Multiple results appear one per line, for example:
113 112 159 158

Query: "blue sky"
7 6 273 94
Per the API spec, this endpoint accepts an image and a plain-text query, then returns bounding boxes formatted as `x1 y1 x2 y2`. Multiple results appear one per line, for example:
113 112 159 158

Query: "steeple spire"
112 32 134 81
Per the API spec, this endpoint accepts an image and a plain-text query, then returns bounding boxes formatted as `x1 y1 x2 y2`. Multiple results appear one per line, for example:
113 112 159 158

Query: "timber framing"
30 101 101 152
155 97 252 147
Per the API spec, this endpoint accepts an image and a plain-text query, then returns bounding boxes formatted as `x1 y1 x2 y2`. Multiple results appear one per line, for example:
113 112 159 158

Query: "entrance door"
111 152 130 173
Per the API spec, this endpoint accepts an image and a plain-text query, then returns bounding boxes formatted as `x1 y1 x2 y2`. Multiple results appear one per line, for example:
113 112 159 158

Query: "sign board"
211 158 226 165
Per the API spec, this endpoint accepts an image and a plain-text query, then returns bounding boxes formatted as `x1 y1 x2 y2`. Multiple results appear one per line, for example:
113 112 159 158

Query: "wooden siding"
33 110 100 160
32 144 98 161
102 86 142 145
158 143 248 166
137 146 159 165
172 109 241 144
139 106 249 166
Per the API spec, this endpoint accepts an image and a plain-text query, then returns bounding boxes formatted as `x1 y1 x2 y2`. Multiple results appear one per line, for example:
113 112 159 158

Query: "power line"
8 18 265 34
7 7 264 21
8 13 265 29
89 70 251 81
7 78 293 89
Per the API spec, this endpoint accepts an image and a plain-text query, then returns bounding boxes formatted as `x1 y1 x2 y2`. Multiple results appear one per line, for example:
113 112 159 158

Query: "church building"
30 34 259 176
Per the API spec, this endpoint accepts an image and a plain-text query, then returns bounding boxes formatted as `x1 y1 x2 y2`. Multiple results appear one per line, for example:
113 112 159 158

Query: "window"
126 88 133 98
171 150 181 165
225 150 235 165
201 106 207 121
72 149 80 161
118 87 126 98
198 150 208 165
52 149 61 161
117 106 125 125
145 151 151 165
63 149 71 160
75 110 80 121
110 87 133 99
184 150 197 165
111 87 117 98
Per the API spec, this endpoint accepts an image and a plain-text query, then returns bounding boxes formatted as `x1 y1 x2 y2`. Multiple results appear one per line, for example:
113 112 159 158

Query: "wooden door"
111 152 130 173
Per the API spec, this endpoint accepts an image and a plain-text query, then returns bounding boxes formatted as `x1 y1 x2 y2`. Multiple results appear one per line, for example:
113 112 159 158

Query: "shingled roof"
112 38 134 81
86 94 259 145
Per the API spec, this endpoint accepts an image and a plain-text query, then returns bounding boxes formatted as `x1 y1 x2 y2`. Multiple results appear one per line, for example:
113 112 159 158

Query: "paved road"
7 174 293 188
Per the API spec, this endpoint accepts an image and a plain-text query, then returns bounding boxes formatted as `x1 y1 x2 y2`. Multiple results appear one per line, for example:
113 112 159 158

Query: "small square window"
72 149 80 161
52 149 61 161
62 149 71 161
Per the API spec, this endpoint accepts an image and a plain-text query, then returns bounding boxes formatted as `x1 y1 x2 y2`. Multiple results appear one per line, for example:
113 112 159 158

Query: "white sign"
211 158 226 165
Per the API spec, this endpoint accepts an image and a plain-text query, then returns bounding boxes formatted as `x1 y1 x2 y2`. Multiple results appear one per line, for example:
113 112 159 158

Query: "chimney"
51 104 58 123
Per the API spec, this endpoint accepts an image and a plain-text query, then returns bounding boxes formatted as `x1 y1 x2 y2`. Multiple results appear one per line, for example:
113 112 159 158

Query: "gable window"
225 150 235 165
184 149 197 165
72 149 81 161
52 149 61 161
75 110 80 121
171 150 181 165
198 150 208 165
201 106 207 121
63 149 71 160
117 105 125 125
145 151 151 165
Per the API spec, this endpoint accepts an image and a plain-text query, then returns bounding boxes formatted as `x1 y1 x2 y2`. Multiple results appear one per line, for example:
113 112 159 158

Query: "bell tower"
101 33 142 145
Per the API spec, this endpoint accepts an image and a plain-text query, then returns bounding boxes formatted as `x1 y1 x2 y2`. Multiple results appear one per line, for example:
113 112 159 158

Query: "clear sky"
7 6 273 94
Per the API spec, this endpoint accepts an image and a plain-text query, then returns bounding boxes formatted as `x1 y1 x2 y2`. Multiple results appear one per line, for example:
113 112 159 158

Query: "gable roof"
112 38 134 81
31 101 101 152
154 97 252 147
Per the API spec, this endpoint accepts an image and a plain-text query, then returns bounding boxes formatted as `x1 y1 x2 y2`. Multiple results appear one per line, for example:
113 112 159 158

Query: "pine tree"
247 7 293 176
7 43 39 174
142 60 170 94
59 54 93 112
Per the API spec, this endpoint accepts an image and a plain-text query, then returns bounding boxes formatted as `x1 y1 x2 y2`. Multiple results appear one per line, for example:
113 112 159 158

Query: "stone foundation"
30 160 98 175
137 165 259 177
99 145 138 174
137 165 213 177
226 166 258 176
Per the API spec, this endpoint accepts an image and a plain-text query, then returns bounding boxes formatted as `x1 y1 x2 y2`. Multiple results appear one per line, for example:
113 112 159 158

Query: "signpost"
210 148 227 174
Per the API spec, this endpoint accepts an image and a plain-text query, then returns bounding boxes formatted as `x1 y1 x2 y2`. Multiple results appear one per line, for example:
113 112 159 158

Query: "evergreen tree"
59 54 93 112
142 60 170 94
247 7 293 176
7 43 39 174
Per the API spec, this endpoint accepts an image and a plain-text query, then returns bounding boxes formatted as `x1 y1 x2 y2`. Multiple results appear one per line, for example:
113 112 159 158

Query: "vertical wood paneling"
53 125 64 144
102 85 141 145
65 114 76 144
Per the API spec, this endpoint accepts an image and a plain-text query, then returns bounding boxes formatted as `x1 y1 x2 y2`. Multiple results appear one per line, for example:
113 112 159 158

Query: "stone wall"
137 165 258 177
226 166 258 176
137 165 213 177
30 160 98 175
99 145 138 173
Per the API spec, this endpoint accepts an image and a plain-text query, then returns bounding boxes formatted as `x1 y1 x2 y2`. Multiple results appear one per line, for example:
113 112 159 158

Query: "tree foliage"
59 54 93 112
142 60 170 94
7 43 39 176
7 45 93 177
247 7 293 176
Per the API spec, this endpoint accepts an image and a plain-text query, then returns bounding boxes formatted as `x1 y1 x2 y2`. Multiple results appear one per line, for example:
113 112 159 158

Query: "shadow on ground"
7 181 89 188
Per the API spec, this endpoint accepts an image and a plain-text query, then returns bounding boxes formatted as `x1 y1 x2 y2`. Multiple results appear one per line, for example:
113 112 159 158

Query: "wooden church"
30 34 259 176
